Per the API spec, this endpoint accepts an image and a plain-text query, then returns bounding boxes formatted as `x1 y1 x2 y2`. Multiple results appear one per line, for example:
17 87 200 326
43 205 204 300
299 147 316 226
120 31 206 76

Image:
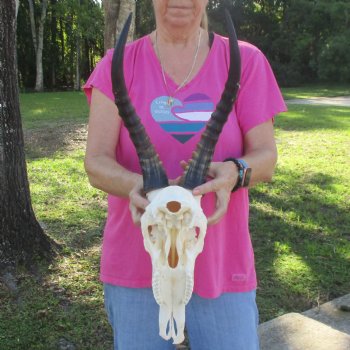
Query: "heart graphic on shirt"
150 93 214 143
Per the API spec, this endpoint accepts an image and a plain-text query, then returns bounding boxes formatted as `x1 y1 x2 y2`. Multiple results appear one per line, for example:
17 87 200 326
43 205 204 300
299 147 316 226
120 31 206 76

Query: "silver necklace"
155 29 202 107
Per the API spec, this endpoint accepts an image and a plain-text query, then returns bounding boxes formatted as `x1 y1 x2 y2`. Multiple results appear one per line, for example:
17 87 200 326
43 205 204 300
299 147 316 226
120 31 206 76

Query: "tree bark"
50 0 58 88
103 0 135 52
28 0 37 53
28 0 48 92
74 33 81 91
15 0 19 18
59 17 67 87
74 0 81 91
67 13 74 87
116 0 135 40
0 0 55 271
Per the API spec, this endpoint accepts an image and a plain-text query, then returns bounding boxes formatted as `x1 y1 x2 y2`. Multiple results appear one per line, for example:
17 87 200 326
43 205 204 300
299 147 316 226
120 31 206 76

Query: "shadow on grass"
24 123 87 159
251 169 350 321
0 270 113 350
276 105 350 131
43 217 106 251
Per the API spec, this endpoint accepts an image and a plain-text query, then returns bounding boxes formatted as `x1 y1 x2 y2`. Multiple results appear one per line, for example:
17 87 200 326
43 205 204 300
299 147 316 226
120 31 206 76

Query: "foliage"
209 0 350 85
17 0 104 90
135 0 155 37
318 31 350 82
16 1 350 89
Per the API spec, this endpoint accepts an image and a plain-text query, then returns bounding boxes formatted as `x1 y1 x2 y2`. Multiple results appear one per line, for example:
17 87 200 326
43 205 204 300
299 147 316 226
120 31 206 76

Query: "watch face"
242 168 252 187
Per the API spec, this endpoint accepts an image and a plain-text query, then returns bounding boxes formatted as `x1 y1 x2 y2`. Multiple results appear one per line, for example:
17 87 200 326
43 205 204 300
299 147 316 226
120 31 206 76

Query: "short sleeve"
83 49 114 105
235 47 287 135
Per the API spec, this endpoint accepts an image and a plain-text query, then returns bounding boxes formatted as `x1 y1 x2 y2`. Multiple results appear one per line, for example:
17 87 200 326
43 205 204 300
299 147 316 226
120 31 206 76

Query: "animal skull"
141 186 207 344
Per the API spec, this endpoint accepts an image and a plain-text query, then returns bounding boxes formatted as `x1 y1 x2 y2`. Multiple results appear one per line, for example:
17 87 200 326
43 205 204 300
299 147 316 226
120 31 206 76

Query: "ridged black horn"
111 13 169 192
180 10 241 189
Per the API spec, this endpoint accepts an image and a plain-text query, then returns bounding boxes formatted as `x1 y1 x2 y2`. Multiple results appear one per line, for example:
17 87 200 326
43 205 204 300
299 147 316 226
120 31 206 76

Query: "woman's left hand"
181 160 238 225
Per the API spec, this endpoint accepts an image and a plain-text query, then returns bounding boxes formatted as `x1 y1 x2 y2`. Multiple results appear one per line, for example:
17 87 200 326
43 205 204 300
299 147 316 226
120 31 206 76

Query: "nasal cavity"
166 201 181 213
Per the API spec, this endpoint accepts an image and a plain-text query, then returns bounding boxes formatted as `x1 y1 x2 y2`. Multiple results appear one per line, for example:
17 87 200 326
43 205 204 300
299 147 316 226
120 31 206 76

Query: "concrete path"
286 96 350 107
259 294 350 350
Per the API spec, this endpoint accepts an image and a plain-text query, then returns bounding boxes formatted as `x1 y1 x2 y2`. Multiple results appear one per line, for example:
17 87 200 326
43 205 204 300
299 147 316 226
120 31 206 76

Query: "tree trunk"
28 0 37 54
116 0 135 40
50 0 58 89
103 0 135 52
0 0 55 271
59 17 66 87
28 0 48 92
67 13 74 88
74 33 81 91
35 0 47 91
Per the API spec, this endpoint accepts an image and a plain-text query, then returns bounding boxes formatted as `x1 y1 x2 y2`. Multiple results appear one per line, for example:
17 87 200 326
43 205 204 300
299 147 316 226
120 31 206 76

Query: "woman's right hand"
129 179 150 225
128 177 180 225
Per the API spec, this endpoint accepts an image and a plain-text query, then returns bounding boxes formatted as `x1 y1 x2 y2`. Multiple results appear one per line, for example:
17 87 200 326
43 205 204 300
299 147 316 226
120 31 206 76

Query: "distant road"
286 96 350 107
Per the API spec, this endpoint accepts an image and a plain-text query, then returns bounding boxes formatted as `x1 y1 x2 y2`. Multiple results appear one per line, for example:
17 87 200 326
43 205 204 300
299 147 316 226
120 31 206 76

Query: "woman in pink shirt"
84 1 286 349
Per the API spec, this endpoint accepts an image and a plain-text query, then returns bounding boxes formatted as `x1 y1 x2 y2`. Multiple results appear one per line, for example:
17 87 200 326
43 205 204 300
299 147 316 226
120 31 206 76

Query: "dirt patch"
24 123 87 158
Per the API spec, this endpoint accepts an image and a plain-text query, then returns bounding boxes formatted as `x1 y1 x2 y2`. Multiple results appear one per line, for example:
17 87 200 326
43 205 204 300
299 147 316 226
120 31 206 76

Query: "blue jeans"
104 284 259 350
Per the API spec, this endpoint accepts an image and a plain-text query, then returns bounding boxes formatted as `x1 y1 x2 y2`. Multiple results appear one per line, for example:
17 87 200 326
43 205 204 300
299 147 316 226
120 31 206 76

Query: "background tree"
0 0 55 271
103 0 135 52
17 0 104 91
28 0 48 92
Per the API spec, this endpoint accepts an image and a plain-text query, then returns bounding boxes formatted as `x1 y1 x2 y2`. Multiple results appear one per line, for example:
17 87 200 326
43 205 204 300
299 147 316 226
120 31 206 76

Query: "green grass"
19 91 89 128
0 91 111 350
1 88 349 348
282 84 350 99
251 103 350 320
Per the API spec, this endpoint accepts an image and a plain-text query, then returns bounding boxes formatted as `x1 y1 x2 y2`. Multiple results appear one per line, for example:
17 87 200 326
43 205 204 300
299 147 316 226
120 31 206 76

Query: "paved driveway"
286 96 350 107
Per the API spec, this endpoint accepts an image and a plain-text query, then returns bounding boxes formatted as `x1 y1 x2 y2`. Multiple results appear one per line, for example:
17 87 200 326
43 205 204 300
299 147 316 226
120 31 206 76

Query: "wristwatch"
224 158 252 192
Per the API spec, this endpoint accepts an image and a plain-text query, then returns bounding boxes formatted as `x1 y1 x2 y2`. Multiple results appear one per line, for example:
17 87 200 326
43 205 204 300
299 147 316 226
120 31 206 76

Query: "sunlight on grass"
273 250 319 294
28 150 107 247
251 103 350 320
32 108 47 115
50 245 102 303
20 92 89 129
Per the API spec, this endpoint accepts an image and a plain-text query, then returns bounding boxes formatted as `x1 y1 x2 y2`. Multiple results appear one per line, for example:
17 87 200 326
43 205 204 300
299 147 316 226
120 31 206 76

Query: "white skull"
141 185 207 344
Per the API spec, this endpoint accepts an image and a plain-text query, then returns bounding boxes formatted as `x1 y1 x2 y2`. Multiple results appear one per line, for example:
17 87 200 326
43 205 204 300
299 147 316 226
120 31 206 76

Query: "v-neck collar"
146 32 218 93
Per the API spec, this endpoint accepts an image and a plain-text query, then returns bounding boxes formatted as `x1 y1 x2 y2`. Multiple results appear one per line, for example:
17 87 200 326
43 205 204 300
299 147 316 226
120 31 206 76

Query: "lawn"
19 91 89 129
1 88 349 349
282 84 350 100
252 103 350 320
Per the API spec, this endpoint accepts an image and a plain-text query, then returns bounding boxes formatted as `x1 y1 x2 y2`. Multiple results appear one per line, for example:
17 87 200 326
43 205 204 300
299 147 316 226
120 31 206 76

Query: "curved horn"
111 13 169 192
180 10 241 189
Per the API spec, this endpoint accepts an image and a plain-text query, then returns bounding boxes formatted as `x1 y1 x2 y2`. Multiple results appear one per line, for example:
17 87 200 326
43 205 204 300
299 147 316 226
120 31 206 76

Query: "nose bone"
166 201 181 213
165 201 182 269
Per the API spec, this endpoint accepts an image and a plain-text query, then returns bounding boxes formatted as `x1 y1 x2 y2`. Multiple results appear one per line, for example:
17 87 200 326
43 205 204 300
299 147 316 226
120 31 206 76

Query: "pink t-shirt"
84 33 287 298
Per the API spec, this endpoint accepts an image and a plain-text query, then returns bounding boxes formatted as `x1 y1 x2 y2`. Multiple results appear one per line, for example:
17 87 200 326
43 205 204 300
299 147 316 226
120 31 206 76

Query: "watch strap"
224 158 251 192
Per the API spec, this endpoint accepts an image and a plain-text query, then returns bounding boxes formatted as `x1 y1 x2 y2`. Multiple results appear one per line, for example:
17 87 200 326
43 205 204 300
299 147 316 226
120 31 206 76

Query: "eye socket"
166 201 181 213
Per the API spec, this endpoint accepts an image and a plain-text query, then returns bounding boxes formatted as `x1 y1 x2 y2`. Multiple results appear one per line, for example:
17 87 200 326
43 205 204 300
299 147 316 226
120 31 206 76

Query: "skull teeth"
183 273 194 305
152 270 163 305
